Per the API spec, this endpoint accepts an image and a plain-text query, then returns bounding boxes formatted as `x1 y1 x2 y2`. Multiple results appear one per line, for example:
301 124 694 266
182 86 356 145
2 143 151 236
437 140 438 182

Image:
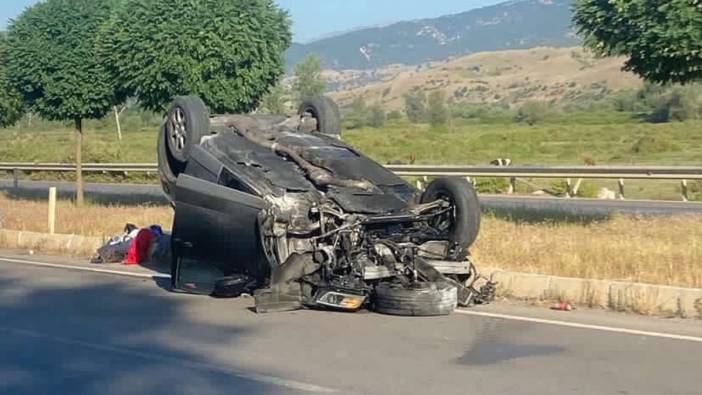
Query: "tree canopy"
574 0 702 84
292 55 326 103
5 0 121 122
0 33 23 127
99 0 291 113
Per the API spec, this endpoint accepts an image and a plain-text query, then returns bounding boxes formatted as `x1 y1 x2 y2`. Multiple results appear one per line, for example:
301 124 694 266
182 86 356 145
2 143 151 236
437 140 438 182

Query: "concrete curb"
485 268 702 319
1 229 700 319
0 229 102 257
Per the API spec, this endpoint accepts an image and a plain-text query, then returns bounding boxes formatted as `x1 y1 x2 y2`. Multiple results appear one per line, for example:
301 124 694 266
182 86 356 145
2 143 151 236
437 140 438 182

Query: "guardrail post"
48 187 57 235
12 168 20 188
566 178 573 198
508 177 516 194
681 179 689 202
618 179 626 200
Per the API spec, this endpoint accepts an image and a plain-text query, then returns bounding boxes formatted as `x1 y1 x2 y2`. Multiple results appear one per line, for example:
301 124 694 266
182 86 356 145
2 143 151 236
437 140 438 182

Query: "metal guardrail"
388 165 702 180
2 162 701 201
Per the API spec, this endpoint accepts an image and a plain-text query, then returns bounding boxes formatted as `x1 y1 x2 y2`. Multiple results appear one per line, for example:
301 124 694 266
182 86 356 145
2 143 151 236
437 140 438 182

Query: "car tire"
298 96 341 136
373 282 457 316
420 177 481 260
165 96 210 163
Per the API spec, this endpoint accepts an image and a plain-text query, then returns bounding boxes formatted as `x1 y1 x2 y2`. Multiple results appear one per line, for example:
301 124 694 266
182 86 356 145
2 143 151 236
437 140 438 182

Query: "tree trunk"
75 118 84 207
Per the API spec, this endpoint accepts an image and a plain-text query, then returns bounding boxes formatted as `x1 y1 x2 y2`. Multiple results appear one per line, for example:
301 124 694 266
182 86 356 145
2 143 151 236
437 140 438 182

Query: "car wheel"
165 96 210 163
298 96 341 136
373 282 457 316
420 177 481 260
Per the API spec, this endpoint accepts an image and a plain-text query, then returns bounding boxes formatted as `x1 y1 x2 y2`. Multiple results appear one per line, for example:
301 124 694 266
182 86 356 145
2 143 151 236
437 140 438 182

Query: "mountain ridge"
286 0 578 70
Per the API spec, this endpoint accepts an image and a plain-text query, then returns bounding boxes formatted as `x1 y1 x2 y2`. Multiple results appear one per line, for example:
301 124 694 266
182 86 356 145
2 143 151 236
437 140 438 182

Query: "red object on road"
551 301 574 311
124 229 156 265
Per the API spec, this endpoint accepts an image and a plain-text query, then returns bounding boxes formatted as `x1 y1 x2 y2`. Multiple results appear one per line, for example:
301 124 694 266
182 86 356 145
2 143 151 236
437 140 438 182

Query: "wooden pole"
75 118 84 207
48 187 57 235
681 179 689 202
114 106 122 141
618 179 625 200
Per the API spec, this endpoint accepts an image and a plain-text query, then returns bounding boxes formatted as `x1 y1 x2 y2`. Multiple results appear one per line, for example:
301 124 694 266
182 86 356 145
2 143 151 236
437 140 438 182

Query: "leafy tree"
0 33 23 128
344 96 368 129
574 0 702 84
99 0 291 113
6 0 122 205
292 55 326 103
427 91 448 126
260 83 289 115
404 89 427 123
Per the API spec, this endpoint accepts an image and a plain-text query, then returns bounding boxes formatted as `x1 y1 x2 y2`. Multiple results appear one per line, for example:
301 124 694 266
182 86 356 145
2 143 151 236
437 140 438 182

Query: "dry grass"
0 193 173 238
473 214 702 289
1 193 700 288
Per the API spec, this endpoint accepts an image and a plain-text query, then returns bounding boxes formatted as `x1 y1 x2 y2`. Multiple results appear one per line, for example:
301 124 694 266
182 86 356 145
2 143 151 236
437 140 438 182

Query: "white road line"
456 309 702 344
4 255 701 345
1 326 337 393
0 256 171 280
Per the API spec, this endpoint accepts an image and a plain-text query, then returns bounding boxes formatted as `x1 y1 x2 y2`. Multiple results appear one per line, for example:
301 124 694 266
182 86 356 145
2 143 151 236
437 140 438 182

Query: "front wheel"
420 177 481 260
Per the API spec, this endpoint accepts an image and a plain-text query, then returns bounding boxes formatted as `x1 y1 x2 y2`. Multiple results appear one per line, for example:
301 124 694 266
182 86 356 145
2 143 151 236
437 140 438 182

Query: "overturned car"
158 96 495 316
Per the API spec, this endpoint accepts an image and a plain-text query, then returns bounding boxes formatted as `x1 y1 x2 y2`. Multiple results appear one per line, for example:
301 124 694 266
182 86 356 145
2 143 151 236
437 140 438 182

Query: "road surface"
3 179 702 216
1 253 700 395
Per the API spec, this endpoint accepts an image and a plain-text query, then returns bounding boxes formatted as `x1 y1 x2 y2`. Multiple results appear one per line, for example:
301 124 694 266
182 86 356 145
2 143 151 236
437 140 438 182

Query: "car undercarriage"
159 96 496 316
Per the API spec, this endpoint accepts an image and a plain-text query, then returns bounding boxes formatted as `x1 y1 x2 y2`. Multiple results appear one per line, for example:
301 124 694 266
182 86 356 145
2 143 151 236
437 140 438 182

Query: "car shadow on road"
0 271 314 395
457 320 564 366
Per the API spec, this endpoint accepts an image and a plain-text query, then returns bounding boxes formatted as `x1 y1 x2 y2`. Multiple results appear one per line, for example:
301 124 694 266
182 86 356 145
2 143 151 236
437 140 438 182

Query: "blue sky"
1 0 504 43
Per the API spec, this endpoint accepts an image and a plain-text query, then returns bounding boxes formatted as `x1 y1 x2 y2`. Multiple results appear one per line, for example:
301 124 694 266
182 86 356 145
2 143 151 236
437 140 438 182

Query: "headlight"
316 291 366 310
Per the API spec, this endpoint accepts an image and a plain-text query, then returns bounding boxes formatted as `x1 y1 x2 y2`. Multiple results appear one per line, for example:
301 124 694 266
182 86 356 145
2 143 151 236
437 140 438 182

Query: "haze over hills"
286 0 578 70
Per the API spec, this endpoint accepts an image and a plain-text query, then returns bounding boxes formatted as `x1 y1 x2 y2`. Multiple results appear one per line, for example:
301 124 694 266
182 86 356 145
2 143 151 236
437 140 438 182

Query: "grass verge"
1 193 700 288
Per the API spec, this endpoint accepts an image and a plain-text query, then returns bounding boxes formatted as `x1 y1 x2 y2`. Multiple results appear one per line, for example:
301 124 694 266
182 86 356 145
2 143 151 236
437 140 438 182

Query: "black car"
158 95 494 316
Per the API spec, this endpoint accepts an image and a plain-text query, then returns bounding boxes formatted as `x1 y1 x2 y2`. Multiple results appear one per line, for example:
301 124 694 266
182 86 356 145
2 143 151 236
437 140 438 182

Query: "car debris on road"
157 95 496 316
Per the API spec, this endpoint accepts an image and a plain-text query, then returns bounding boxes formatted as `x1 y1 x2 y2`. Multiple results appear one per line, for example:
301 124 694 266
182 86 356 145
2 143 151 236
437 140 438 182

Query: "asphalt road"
1 255 701 395
3 179 702 216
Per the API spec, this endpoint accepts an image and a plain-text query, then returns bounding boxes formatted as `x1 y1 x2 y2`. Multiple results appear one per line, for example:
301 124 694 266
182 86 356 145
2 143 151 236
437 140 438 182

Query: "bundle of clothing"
91 224 170 265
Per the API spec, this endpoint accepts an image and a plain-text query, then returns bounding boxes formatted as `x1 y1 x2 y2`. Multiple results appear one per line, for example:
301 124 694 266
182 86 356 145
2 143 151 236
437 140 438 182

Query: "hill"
328 47 642 109
286 0 578 70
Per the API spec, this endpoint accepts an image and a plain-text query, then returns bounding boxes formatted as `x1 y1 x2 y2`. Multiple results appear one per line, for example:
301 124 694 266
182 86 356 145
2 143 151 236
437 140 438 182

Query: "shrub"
631 135 680 155
387 110 403 121
368 106 386 128
404 89 427 123
514 101 550 125
427 91 448 126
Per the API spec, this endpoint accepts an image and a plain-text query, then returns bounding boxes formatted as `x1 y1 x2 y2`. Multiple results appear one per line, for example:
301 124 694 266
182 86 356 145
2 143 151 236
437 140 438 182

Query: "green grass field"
1 111 700 199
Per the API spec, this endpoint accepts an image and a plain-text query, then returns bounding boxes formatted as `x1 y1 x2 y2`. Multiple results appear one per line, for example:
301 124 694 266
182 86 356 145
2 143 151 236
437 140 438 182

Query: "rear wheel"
158 96 210 202
165 96 210 163
298 96 341 136
374 282 457 316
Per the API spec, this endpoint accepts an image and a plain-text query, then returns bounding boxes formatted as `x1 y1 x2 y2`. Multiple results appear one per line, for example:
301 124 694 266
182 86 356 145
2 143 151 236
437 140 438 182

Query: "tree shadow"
0 179 167 206
0 269 315 395
484 207 610 225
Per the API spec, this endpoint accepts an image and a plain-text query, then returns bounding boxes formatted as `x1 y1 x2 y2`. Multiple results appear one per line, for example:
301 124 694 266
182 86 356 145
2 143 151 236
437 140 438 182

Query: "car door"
171 173 268 294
